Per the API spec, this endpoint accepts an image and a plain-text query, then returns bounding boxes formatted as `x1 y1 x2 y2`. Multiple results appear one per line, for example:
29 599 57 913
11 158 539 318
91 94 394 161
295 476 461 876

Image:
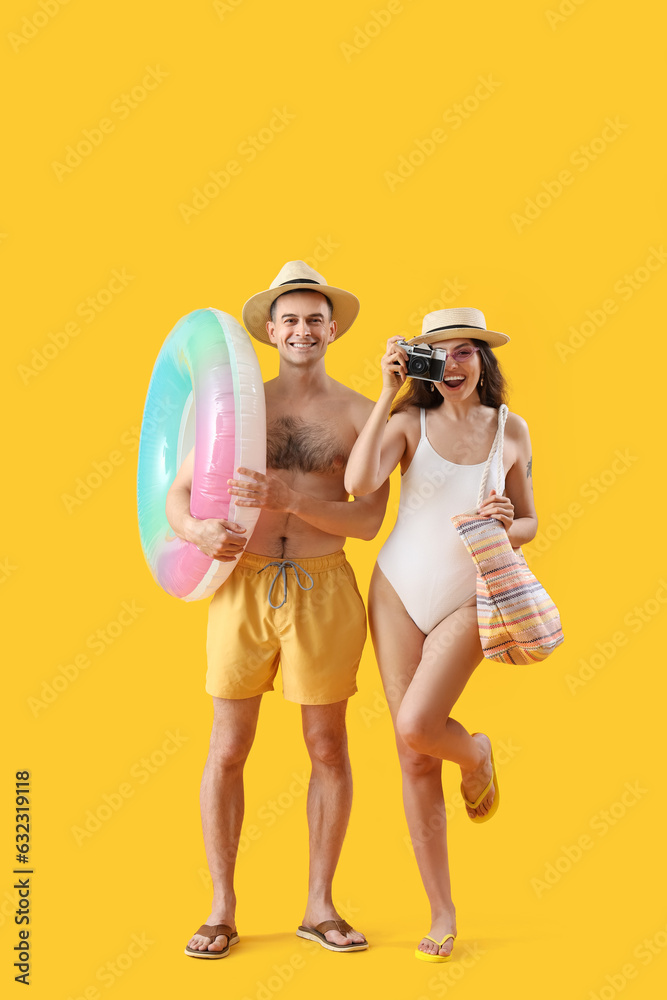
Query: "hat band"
427 323 485 334
278 278 320 287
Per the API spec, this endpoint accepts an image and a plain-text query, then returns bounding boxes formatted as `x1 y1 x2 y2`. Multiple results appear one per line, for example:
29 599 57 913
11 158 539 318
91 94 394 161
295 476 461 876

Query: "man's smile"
287 339 316 349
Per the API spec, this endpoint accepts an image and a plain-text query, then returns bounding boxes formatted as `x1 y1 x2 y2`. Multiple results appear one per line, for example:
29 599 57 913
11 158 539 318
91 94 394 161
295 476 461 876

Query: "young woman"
345 307 537 962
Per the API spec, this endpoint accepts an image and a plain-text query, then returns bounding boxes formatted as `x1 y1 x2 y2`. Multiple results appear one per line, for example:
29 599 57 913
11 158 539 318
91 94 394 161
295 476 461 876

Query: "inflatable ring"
137 308 266 601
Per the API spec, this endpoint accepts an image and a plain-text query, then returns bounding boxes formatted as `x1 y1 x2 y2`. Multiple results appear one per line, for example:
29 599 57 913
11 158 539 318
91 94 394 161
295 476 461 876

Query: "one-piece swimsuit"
376 407 506 634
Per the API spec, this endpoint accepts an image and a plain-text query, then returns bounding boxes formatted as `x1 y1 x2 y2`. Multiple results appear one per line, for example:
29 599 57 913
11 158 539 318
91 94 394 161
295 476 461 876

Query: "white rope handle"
475 404 508 509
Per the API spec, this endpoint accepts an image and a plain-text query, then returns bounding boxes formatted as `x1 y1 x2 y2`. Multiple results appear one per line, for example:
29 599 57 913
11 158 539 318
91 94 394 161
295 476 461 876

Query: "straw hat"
408 307 509 348
242 260 360 345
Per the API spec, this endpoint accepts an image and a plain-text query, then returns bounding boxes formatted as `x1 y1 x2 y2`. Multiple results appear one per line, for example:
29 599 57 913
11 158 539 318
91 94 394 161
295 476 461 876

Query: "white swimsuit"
376 406 507 634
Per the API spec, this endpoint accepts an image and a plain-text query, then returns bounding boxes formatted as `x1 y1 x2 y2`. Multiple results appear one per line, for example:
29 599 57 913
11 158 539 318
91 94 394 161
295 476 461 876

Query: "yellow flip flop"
461 736 499 823
415 933 455 962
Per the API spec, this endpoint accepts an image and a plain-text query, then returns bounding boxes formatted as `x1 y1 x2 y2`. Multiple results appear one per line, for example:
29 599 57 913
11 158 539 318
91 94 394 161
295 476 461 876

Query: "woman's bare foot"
416 909 457 958
460 733 495 819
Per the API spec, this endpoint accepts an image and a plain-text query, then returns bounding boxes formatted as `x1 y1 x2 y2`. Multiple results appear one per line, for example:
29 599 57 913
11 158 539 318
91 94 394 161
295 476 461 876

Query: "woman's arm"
344 337 411 495
478 413 538 547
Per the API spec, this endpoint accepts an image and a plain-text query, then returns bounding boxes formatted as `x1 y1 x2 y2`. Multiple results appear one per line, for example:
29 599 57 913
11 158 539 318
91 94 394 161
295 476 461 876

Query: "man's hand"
227 468 296 513
190 518 247 561
478 489 514 531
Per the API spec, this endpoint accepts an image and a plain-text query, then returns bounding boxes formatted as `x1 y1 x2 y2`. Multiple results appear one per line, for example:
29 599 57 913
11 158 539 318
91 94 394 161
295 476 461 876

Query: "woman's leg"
369 566 456 958
396 600 495 819
369 566 497 957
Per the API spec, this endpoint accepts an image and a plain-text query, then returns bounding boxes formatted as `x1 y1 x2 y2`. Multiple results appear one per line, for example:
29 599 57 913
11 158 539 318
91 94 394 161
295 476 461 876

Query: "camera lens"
410 357 428 375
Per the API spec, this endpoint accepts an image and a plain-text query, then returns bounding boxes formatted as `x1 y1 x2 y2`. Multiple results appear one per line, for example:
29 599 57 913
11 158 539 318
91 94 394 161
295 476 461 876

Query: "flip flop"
415 933 456 962
296 919 368 952
184 923 240 959
461 734 499 823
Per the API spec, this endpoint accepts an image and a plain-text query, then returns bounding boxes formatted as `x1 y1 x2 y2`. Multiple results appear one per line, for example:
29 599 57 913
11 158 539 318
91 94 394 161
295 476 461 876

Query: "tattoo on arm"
526 456 532 478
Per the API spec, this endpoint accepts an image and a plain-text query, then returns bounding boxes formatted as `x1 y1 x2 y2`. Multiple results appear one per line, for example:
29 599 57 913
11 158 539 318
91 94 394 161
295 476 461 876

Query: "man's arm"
165 449 249 561
291 479 390 541
228 468 389 542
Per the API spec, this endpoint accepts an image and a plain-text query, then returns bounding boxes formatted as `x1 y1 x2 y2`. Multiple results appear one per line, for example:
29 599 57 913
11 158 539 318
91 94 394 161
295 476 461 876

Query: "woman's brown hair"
390 339 508 415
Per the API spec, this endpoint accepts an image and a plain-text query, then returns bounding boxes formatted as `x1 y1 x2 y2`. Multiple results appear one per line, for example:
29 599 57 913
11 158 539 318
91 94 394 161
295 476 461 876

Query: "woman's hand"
381 336 409 394
478 489 514 531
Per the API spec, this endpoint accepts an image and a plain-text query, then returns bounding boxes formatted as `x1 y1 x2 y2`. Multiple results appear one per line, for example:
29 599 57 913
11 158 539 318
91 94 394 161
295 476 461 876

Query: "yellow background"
3 1 665 997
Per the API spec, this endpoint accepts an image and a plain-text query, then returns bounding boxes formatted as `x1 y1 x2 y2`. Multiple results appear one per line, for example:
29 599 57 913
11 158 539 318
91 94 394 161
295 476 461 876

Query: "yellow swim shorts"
206 550 366 705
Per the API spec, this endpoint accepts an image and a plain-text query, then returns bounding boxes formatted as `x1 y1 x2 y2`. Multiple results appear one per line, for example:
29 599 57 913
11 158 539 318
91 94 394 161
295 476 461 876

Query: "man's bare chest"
266 414 350 475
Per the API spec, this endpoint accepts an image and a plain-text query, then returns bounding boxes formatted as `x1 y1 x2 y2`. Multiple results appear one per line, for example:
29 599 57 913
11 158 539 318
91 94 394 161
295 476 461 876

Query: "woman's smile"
442 374 466 391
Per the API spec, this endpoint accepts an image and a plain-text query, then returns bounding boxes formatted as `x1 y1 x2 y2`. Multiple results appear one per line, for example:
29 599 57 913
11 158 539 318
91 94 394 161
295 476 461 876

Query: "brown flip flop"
296 919 368 952
184 923 239 959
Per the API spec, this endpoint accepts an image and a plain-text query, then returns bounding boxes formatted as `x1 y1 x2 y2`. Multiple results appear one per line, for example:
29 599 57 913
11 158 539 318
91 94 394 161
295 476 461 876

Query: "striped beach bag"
451 405 564 664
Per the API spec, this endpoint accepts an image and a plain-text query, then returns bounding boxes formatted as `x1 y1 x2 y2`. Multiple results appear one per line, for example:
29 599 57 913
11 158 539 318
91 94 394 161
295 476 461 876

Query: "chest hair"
267 415 349 474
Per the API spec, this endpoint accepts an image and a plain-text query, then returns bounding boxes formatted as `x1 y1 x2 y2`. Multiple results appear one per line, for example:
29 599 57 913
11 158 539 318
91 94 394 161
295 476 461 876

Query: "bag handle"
475 404 508 509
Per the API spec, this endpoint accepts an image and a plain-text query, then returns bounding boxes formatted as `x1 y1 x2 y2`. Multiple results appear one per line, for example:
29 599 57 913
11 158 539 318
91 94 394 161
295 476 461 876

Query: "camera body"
397 340 447 383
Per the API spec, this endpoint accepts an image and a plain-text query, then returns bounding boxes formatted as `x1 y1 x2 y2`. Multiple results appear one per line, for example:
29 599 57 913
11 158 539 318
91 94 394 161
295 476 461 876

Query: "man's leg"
300 701 366 947
187 694 262 954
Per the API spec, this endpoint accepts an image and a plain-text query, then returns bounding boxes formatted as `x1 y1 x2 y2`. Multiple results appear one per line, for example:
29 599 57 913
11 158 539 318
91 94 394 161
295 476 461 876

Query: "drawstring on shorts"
257 559 315 609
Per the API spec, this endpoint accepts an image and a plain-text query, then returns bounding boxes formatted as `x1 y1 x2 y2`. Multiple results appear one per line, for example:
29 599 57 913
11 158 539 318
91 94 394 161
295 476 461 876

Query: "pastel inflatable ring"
137 308 266 600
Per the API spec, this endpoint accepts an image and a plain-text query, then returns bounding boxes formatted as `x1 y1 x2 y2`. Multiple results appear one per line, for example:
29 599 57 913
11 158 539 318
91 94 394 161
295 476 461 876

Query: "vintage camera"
398 340 447 383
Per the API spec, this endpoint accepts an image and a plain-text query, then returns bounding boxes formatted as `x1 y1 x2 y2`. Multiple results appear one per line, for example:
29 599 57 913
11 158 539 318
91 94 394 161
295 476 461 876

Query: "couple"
167 261 537 962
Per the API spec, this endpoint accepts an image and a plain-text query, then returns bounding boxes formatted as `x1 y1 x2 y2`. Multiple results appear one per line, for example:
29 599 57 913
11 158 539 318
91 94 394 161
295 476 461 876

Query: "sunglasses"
443 345 481 364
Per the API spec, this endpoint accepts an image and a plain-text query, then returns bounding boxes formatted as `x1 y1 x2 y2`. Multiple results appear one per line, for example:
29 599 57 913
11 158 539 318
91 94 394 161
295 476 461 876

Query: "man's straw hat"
242 260 360 345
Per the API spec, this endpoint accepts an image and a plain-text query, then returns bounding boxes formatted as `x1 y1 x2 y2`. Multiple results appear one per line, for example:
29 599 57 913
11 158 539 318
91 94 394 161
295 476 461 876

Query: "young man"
166 261 389 958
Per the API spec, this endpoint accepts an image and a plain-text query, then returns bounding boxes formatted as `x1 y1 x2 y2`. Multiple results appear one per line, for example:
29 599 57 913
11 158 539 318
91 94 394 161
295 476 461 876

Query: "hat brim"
408 326 510 348
242 284 360 345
